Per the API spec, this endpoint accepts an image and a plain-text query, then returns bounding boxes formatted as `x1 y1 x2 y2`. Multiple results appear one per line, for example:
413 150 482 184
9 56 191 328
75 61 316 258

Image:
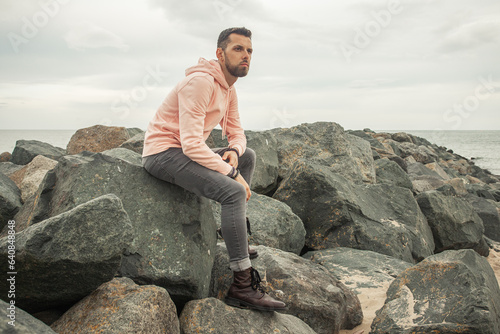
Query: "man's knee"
242 147 256 163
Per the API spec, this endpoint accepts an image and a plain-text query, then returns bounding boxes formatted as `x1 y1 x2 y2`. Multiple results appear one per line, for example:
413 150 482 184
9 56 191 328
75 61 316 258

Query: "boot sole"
225 297 287 312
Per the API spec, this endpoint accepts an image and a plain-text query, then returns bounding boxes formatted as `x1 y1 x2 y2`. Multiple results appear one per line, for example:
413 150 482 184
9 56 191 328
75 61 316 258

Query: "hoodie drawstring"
221 89 231 140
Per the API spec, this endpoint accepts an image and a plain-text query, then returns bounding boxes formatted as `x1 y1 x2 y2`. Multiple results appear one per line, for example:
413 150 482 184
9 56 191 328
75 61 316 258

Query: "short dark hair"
217 27 252 50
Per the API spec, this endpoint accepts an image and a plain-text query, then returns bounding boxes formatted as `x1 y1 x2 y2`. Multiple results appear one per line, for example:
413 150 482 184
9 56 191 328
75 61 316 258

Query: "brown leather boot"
225 267 286 311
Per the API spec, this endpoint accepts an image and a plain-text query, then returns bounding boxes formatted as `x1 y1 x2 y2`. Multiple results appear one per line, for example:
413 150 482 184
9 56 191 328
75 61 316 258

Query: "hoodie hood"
185 58 229 89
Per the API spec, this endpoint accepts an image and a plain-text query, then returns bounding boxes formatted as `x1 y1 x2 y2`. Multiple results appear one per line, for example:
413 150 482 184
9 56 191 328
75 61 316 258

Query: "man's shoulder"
177 72 215 91
184 72 215 85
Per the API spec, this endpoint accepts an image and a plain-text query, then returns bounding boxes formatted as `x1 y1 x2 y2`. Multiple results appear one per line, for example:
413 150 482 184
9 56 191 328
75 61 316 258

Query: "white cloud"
64 21 130 52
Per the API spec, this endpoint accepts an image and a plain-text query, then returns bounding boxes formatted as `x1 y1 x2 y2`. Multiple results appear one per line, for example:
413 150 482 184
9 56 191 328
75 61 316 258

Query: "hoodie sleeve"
178 76 233 175
221 89 247 156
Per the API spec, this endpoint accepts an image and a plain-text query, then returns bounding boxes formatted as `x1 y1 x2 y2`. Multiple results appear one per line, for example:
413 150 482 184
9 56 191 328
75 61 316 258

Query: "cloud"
439 19 500 52
64 21 130 52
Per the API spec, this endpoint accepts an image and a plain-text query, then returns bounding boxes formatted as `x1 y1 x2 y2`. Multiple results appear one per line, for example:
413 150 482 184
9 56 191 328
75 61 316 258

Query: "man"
142 27 286 311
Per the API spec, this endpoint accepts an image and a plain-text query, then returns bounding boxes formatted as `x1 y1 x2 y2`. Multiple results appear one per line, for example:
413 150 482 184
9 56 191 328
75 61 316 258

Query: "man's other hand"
222 150 239 169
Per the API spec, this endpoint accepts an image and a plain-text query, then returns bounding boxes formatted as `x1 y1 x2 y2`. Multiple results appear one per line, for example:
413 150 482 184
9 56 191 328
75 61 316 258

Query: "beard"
225 57 249 77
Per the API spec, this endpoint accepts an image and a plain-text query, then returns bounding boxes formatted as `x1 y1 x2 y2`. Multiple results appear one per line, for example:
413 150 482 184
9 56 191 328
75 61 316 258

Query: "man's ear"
216 48 224 62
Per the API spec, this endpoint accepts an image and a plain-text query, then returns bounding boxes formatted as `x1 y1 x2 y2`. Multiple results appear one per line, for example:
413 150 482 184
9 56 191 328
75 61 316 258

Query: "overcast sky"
1 0 499 131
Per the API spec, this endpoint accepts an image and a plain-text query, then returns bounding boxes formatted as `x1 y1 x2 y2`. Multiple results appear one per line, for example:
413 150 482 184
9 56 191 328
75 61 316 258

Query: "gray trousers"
142 147 256 272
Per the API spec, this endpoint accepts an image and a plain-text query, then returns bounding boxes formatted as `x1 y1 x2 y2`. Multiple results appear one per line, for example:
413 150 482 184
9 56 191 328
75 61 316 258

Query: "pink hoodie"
142 58 246 176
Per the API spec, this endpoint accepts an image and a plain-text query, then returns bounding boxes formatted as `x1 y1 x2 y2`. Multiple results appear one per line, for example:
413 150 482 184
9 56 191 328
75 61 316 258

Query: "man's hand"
234 173 251 202
222 150 239 169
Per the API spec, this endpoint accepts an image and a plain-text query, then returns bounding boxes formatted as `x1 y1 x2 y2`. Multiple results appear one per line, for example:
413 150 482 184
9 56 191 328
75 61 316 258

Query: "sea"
0 129 499 175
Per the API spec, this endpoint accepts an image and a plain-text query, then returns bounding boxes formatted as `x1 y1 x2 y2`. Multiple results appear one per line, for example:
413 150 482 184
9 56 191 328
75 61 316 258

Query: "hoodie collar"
185 58 230 90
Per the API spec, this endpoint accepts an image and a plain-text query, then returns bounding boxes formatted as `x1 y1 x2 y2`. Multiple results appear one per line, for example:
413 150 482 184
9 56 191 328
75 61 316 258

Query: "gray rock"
11 139 66 165
407 162 443 180
0 162 23 176
347 130 386 150
0 194 133 313
304 247 412 293
210 244 362 334
371 250 500 334
246 131 280 194
0 173 22 231
16 149 217 307
465 194 500 242
411 175 446 193
304 248 413 333
273 159 434 263
126 127 144 138
391 132 413 143
0 299 57 334
119 132 145 155
180 297 317 334
466 183 497 201
9 155 58 202
375 158 413 190
268 122 371 185
247 193 305 254
345 134 376 184
209 129 280 194
212 192 306 255
384 139 403 156
101 147 142 166
387 155 408 172
471 165 499 184
397 142 438 164
51 277 179 334
416 191 489 256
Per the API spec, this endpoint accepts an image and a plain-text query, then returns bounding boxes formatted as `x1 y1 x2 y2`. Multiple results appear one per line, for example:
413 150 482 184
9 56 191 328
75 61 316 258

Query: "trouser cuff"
230 257 251 272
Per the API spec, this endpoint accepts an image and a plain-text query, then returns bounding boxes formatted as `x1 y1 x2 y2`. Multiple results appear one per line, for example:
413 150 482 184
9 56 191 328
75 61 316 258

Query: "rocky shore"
1 123 500 334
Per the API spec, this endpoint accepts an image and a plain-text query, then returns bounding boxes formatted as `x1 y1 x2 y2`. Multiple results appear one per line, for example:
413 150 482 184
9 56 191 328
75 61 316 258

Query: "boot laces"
250 268 266 293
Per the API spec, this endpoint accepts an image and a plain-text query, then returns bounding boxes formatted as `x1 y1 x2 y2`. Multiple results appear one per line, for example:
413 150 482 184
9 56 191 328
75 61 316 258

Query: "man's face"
221 33 253 78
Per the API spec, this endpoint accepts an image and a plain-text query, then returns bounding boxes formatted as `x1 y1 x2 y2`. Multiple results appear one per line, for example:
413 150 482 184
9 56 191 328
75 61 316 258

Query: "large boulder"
345 134 376 184
375 158 413 190
371 250 500 334
0 194 133 313
180 297 317 334
0 162 23 176
0 151 11 162
210 244 362 334
15 148 217 307
416 190 489 256
51 277 179 334
11 139 66 165
268 122 373 185
119 131 145 155
304 248 412 334
397 142 438 164
247 193 305 254
0 173 22 231
465 194 500 242
304 247 412 293
208 129 280 194
66 125 130 155
347 129 386 150
213 192 306 255
0 299 57 334
273 159 435 263
8 155 58 202
245 130 280 194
